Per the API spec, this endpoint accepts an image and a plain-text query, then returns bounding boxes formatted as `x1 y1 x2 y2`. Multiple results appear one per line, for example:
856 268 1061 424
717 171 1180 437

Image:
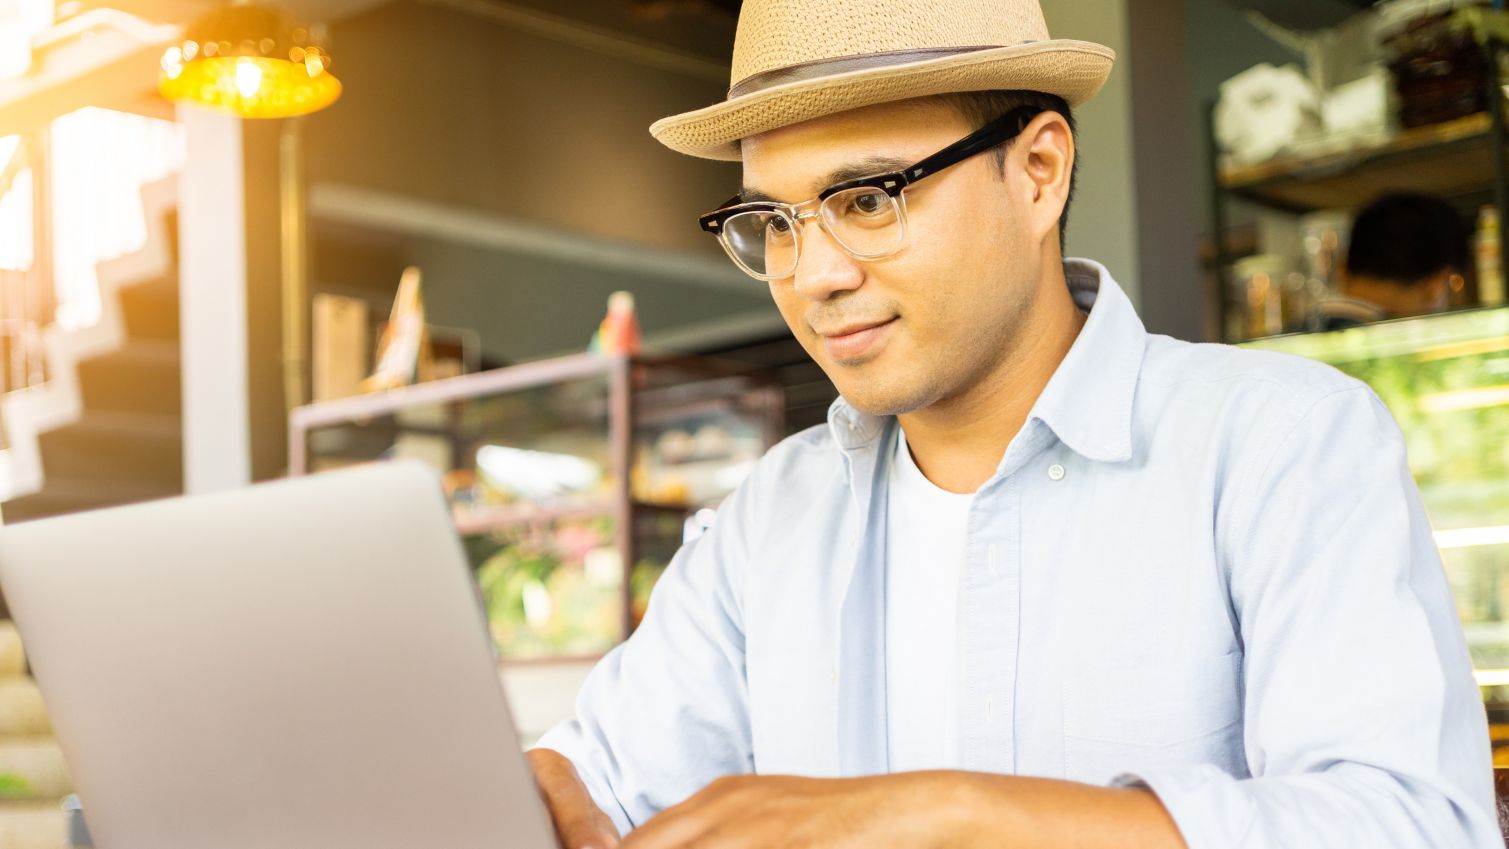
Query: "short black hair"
1346 193 1470 285
930 90 1078 255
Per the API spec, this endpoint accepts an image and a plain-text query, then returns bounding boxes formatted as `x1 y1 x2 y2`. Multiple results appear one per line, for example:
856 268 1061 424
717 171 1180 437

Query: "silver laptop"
0 461 559 849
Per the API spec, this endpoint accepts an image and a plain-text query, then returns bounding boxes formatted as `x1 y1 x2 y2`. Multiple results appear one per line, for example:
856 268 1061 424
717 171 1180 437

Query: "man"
1313 192 1468 330
528 1 1499 846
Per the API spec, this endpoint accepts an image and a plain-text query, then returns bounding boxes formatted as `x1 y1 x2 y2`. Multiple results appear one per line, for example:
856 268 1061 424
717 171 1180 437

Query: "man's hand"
618 772 952 849
616 771 1185 849
528 748 622 849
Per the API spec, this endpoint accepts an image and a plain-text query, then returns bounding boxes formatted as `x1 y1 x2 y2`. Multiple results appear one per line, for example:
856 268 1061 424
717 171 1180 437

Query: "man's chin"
832 379 933 419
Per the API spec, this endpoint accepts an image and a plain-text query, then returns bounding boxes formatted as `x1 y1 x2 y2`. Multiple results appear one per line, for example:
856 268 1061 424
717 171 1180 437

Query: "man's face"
741 99 1043 417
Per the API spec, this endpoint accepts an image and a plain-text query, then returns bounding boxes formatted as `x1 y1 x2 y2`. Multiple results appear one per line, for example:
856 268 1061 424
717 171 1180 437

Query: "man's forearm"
939 772 1186 849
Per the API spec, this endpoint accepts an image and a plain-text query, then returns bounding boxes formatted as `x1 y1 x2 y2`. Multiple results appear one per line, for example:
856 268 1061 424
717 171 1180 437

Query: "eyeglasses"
699 106 1043 282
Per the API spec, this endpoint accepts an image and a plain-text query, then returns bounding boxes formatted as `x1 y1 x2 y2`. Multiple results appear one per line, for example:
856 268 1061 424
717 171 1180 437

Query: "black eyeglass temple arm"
700 194 746 231
902 106 1043 184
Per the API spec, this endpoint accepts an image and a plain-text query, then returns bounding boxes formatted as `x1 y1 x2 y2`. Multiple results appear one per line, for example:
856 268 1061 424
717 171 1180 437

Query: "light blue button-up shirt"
537 260 1499 847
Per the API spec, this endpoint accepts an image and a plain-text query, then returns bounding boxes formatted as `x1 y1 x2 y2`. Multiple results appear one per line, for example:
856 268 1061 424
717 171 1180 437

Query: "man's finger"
528 749 622 849
619 793 722 849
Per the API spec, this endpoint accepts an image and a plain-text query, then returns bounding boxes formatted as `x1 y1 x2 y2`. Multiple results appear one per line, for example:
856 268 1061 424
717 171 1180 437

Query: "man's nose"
790 220 864 302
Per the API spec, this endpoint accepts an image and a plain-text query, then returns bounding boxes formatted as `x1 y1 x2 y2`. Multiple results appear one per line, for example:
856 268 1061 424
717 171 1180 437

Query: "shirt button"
1048 463 1066 481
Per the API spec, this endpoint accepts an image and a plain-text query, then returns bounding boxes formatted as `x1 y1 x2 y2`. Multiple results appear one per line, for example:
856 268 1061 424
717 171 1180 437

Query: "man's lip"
819 317 897 363
817 318 896 339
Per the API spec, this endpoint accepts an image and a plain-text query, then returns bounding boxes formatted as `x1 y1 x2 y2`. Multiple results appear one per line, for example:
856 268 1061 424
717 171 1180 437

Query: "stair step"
0 739 72 800
36 419 181 485
0 803 67 849
117 277 179 341
76 339 180 417
63 410 180 444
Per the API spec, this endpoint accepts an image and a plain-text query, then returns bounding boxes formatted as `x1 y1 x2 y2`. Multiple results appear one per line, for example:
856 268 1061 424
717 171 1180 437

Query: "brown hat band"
727 45 1009 99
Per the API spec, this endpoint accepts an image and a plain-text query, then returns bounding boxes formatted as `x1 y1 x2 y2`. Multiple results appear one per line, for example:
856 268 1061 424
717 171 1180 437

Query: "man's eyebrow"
739 187 778 204
820 156 910 187
740 155 911 204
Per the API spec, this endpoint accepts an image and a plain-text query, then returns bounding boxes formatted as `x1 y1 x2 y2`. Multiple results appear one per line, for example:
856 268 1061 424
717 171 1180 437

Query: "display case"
1241 307 1509 738
288 353 784 663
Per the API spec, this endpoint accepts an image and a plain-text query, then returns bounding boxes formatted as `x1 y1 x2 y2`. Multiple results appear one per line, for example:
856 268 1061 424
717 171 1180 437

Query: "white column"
177 103 252 493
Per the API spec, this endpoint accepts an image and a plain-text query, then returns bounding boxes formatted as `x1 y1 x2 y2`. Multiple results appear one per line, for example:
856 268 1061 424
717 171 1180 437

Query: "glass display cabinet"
1241 307 1509 755
289 353 784 663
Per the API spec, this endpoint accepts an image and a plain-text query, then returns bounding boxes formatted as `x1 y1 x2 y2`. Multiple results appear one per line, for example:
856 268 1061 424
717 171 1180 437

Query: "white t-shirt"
885 428 972 772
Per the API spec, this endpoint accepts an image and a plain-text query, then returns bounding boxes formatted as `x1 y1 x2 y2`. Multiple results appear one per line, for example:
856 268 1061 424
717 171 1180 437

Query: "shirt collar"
1029 259 1145 463
827 258 1146 463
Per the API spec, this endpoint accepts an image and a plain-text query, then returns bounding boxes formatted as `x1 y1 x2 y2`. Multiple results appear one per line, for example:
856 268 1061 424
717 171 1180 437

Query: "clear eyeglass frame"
712 188 912 281
699 105 1045 282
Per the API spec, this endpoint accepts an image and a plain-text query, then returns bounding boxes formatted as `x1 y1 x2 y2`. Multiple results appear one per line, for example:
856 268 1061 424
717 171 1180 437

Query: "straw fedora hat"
650 0 1115 161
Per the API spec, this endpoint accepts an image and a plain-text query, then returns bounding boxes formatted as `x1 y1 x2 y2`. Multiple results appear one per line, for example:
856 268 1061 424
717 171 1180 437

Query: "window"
0 135 32 273
48 107 185 330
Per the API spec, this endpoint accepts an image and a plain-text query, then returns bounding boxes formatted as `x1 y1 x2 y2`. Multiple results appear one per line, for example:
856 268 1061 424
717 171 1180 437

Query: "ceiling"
623 0 740 18
1224 0 1379 31
55 0 740 37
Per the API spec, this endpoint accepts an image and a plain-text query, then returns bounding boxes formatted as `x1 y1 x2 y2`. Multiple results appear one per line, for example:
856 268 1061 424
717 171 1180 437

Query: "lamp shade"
159 2 340 119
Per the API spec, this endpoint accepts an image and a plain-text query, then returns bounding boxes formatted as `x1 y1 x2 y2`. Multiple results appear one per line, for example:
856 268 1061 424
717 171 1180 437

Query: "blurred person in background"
1317 192 1468 329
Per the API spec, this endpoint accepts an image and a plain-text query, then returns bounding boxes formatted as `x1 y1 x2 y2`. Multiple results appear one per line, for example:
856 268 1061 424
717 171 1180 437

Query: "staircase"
0 177 181 847
0 176 182 524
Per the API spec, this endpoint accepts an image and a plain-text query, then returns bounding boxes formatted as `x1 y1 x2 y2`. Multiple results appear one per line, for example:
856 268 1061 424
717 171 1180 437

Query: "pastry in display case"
1242 306 1509 758
288 353 783 663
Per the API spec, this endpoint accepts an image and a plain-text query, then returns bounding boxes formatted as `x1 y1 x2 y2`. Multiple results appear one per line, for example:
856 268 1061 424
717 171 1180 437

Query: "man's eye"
768 216 792 234
851 192 887 215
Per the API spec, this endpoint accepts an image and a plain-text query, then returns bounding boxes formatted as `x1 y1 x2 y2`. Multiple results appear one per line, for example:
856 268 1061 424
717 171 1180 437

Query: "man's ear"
1014 111 1074 251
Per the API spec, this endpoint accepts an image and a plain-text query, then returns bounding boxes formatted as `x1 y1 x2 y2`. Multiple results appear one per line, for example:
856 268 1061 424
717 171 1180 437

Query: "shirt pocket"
1061 652 1245 786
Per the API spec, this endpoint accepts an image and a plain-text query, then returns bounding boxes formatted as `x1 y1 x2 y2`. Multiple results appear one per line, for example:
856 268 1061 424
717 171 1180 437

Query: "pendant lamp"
159 0 340 119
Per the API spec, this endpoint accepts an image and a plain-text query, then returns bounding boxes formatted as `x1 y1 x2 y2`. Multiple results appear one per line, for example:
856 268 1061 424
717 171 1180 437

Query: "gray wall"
302 0 776 363
1044 0 1206 341
1043 0 1141 302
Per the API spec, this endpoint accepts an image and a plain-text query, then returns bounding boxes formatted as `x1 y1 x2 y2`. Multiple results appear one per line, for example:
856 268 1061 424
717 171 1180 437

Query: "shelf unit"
1208 38 1509 342
1221 112 1499 212
288 352 784 661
